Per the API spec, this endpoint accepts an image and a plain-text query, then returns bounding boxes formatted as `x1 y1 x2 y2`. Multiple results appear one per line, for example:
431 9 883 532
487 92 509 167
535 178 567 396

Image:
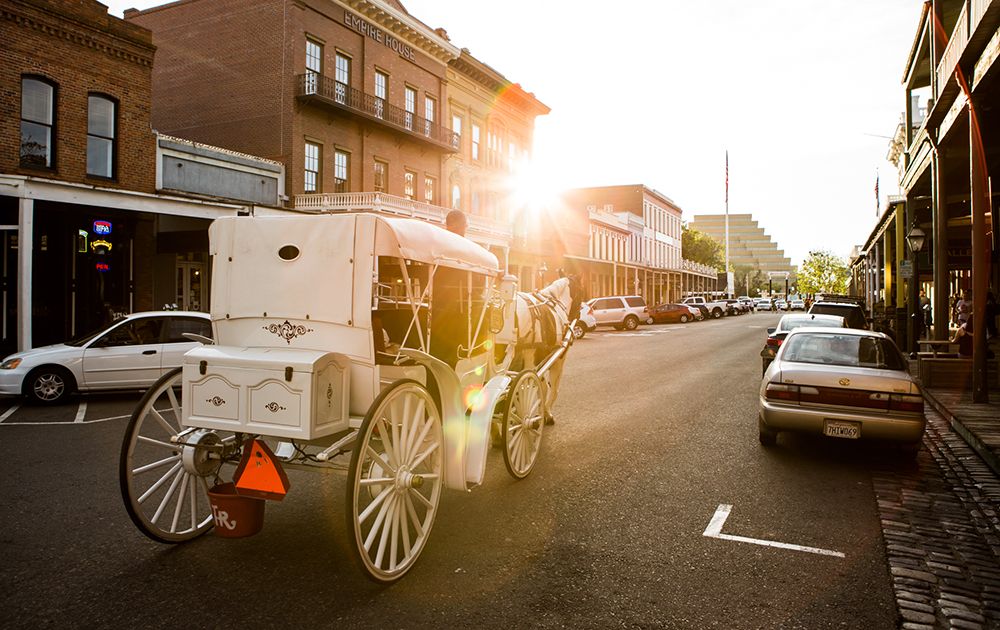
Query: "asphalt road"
0 312 901 629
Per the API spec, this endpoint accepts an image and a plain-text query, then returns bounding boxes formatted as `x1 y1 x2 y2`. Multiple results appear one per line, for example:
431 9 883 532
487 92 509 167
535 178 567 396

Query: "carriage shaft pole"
535 319 577 378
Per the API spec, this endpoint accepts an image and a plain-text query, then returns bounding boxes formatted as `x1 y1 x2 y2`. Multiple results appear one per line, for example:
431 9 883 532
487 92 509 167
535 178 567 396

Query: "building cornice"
335 0 460 63
449 49 550 116
3 0 155 68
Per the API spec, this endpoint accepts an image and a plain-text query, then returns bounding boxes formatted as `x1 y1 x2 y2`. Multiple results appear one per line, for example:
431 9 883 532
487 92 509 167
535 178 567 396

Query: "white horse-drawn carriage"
119 212 580 582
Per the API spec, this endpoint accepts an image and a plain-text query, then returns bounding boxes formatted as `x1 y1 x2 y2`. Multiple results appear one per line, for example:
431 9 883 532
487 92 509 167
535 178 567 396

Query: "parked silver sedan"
758 328 925 456
0 311 211 404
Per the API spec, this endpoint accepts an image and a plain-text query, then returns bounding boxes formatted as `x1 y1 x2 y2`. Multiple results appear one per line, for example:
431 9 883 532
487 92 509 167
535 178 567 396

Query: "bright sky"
105 0 922 266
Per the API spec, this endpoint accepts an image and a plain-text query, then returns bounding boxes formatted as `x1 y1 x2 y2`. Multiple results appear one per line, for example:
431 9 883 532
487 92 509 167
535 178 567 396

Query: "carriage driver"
429 210 472 367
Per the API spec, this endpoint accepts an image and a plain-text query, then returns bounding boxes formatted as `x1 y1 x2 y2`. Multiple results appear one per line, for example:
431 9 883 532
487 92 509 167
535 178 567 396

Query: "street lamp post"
906 224 925 357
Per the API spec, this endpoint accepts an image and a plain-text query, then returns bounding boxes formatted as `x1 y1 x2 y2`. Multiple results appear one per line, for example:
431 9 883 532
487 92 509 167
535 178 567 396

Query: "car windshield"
65 318 125 347
780 333 906 370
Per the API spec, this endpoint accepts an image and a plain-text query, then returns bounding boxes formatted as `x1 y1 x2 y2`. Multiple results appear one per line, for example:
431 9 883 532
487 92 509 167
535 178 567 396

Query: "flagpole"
725 151 730 297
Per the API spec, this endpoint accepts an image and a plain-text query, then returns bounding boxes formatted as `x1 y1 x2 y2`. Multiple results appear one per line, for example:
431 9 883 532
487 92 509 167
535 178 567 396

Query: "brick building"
126 0 531 256
2 0 283 352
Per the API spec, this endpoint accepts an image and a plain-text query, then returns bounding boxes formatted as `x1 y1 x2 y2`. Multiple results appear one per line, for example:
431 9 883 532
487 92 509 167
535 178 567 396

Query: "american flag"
874 172 879 215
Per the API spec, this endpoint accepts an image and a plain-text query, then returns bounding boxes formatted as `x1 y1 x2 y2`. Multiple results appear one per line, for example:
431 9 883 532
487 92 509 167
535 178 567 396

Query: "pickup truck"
682 296 728 319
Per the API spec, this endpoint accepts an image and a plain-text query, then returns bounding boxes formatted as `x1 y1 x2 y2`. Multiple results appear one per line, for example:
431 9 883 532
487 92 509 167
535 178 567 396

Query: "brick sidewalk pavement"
872 401 1000 629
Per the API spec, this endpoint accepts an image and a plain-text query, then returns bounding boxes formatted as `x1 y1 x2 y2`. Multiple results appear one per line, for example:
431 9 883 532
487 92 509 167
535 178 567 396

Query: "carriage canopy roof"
375 215 500 275
209 213 499 326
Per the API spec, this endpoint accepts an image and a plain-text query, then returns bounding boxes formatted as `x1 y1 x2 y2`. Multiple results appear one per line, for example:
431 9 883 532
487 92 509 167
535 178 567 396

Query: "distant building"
553 185 716 302
688 213 797 279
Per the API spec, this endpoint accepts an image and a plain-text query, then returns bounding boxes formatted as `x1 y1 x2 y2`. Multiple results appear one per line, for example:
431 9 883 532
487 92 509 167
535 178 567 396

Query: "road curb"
922 388 1000 478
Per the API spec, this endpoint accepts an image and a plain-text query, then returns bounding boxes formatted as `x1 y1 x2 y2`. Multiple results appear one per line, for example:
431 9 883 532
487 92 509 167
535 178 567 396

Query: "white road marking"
74 401 87 423
703 504 845 558
0 413 131 427
0 405 20 423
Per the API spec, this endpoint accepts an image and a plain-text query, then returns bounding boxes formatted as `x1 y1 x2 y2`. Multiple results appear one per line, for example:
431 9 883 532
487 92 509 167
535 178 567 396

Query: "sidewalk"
912 331 1000 478
923 386 1000 479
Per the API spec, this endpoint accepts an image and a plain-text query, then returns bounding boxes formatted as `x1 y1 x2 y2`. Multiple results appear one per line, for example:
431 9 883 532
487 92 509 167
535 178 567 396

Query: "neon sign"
90 239 112 253
95 262 110 273
93 221 112 235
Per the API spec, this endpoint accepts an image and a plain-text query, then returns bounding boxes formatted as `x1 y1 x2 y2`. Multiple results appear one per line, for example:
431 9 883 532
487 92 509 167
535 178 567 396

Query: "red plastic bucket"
207 482 265 538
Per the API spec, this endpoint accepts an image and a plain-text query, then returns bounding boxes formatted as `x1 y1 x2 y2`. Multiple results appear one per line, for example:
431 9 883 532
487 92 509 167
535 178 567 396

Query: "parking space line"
703 504 845 558
0 405 20 423
0 413 130 427
74 401 87 423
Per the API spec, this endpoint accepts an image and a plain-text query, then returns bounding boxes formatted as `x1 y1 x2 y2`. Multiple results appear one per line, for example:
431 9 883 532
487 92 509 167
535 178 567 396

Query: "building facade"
688 213 796 281
445 49 550 272
558 185 715 303
2 0 291 352
852 0 998 395
127 0 524 255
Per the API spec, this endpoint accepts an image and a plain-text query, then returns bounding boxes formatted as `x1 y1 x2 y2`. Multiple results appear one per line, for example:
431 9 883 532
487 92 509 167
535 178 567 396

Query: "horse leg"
542 355 565 425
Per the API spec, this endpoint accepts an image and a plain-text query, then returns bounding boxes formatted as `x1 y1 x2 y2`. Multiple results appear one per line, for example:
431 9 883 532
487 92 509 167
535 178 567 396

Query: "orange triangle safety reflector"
234 439 290 501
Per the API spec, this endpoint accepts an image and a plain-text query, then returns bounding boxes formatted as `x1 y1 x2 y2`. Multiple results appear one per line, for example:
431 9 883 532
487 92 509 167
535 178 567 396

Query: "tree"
681 225 724 270
797 250 849 295
732 263 768 296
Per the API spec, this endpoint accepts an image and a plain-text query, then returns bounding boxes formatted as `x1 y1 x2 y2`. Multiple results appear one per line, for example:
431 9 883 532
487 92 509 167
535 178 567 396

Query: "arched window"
87 94 117 178
451 183 461 210
20 76 56 168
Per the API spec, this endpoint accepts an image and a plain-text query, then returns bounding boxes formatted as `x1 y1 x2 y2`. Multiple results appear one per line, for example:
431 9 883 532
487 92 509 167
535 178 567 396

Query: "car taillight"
765 337 782 348
889 394 924 413
764 383 800 402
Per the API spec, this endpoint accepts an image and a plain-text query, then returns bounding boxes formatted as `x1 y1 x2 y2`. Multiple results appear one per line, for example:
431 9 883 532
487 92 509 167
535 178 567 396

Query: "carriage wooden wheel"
346 379 444 583
120 367 240 543
502 370 545 479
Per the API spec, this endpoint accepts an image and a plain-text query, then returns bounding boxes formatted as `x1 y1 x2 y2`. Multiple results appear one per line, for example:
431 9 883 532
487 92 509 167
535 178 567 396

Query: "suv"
808 299 868 329
586 295 652 330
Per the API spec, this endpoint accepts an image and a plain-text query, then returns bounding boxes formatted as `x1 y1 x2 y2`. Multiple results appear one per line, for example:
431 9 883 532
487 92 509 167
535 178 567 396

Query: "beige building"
444 48 549 270
688 213 796 277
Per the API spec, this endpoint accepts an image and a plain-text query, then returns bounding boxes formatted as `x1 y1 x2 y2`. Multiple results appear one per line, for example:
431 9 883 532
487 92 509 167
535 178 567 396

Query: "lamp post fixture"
906 223 925 357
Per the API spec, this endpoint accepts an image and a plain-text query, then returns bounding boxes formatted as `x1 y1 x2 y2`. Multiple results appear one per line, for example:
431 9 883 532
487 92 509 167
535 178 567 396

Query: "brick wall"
1 0 157 192
127 0 286 163
127 0 452 201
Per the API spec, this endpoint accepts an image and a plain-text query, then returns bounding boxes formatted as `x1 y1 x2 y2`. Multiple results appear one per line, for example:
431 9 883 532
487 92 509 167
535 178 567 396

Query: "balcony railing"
682 259 719 277
296 73 458 152
293 191 512 245
936 1 969 93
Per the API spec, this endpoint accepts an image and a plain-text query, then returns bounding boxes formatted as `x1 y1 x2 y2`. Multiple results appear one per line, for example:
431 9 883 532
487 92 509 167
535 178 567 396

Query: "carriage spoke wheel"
347 380 443 583
120 367 239 543
503 370 545 479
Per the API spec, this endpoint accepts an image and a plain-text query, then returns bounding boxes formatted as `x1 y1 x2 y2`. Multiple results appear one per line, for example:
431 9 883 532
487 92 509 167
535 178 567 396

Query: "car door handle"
142 350 157 355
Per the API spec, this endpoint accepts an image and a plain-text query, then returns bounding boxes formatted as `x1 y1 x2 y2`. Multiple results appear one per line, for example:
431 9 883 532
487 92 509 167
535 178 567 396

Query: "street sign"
899 260 913 279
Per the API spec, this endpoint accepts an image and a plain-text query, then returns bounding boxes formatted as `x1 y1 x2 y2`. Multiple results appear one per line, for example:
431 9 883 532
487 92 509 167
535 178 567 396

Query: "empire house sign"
344 12 416 62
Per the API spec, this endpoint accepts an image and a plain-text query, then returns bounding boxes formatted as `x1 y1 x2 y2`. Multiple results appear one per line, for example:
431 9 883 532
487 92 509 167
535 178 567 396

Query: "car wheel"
712 308 723 319
679 314 688 323
623 315 639 331
573 323 586 339
26 366 75 405
758 418 777 446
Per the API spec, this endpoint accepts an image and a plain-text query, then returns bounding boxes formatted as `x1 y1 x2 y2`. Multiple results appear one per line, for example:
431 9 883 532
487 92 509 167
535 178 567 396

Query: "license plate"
824 420 860 439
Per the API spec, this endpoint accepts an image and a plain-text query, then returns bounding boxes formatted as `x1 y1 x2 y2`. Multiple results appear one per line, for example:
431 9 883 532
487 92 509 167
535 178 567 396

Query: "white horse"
511 275 583 419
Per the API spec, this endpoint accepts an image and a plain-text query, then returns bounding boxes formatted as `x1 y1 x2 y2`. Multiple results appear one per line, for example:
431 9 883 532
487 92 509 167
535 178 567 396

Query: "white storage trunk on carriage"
182 346 350 440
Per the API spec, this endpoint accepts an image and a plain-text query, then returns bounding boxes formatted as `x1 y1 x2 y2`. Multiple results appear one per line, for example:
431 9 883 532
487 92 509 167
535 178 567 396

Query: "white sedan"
758 327 925 456
0 311 212 404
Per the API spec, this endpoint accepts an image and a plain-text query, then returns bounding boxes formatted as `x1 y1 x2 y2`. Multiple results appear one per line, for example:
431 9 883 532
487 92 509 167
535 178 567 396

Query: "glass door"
176 261 205 312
